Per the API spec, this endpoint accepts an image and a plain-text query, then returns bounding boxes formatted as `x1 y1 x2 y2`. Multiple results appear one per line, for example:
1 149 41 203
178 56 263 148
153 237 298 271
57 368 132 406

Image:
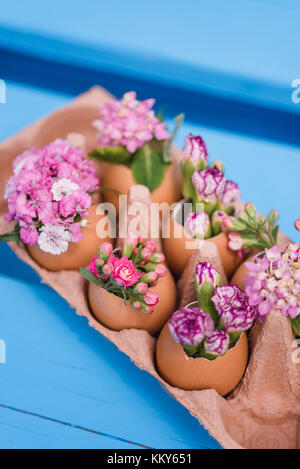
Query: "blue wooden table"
0 1 299 449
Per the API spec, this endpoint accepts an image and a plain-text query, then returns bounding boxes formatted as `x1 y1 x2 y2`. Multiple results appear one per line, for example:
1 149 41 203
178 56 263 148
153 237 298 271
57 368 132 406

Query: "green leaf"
0 225 21 243
290 316 300 336
79 268 101 286
131 145 167 192
162 113 185 163
228 331 242 349
183 343 202 358
195 280 219 325
89 146 132 167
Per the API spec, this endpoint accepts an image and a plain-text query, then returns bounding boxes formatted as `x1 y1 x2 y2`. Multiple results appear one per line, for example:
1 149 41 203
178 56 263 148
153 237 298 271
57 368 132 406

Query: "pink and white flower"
112 257 142 287
38 224 71 255
169 308 215 346
185 211 210 238
51 178 80 201
221 180 241 207
204 330 230 356
183 134 208 166
192 166 226 203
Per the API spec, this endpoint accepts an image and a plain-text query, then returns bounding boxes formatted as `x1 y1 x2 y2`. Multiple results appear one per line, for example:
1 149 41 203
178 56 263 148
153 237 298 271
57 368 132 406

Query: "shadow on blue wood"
0 274 221 449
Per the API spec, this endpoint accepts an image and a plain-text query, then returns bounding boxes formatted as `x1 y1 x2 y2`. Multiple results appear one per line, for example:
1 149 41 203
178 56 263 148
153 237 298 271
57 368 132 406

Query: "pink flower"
221 215 235 231
192 166 226 203
145 240 157 253
221 180 241 207
185 211 210 238
228 232 243 251
144 290 159 307
183 134 208 166
99 242 114 257
93 91 170 153
294 219 300 231
141 248 152 260
135 282 149 294
154 264 167 278
195 262 221 287
87 257 100 279
20 224 39 246
112 257 142 287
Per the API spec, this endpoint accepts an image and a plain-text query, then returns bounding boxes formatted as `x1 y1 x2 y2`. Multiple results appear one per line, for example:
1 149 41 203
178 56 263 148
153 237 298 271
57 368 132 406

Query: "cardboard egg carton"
0 86 299 449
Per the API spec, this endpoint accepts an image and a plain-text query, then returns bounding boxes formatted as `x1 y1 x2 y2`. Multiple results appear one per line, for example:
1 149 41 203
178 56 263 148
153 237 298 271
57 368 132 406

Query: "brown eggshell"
231 255 257 290
100 162 181 215
88 269 177 335
156 323 248 395
27 205 113 271
163 215 242 278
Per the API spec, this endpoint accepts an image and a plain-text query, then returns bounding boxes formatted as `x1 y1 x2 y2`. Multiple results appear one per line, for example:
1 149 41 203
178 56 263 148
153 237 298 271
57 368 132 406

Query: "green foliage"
89 146 132 166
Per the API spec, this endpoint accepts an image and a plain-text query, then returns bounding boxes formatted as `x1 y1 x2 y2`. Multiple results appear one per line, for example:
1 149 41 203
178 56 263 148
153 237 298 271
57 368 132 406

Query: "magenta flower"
211 285 256 332
204 330 230 356
87 256 100 279
19 224 39 246
221 180 241 207
185 211 210 239
183 134 208 166
192 166 226 203
195 262 221 287
169 308 215 346
144 290 159 307
112 257 142 287
93 91 170 153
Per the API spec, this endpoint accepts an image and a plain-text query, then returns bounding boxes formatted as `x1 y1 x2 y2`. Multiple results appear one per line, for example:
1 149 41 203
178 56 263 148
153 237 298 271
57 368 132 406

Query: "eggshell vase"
27 205 113 271
88 270 177 335
156 323 248 396
100 161 181 215
163 215 242 278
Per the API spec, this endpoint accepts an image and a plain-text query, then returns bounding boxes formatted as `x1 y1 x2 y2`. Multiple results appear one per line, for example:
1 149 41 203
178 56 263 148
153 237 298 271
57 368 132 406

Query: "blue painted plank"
0 405 141 449
0 274 220 449
0 0 299 114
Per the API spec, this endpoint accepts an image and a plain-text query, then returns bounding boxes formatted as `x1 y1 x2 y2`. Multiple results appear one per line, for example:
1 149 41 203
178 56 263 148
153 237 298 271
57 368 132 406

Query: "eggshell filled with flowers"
81 237 177 335
1 138 112 271
89 269 176 335
27 205 113 271
91 91 182 214
156 323 248 395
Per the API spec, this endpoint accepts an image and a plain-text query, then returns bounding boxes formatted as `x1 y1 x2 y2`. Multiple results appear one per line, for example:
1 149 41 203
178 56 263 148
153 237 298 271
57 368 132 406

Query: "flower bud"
98 242 113 260
140 271 158 284
211 210 226 236
150 252 165 263
145 240 157 253
102 263 114 276
185 211 211 239
295 219 300 231
144 290 159 306
192 167 226 214
244 202 256 218
183 134 208 169
135 282 149 294
143 304 154 314
154 264 167 278
141 248 152 260
132 300 142 310
194 262 222 323
123 233 138 258
228 232 243 251
221 215 235 231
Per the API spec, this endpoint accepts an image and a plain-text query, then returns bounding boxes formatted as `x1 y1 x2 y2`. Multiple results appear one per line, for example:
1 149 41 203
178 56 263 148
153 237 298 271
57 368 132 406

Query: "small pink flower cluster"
4 139 99 254
93 91 170 153
245 244 300 322
85 236 167 314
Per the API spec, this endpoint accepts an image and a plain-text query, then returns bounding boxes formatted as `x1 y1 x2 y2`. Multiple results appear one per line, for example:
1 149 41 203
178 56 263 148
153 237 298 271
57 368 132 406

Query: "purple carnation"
192 167 225 203
195 262 221 287
183 134 208 166
169 308 215 346
211 285 256 332
185 211 210 238
204 330 230 356
221 180 241 207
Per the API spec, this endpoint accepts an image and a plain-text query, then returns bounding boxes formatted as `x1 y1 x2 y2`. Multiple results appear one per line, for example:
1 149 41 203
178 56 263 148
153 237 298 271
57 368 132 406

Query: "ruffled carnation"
183 134 208 165
185 211 210 238
93 91 170 154
221 180 241 207
204 330 230 356
211 285 256 332
192 166 226 203
169 308 215 346
195 262 221 287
